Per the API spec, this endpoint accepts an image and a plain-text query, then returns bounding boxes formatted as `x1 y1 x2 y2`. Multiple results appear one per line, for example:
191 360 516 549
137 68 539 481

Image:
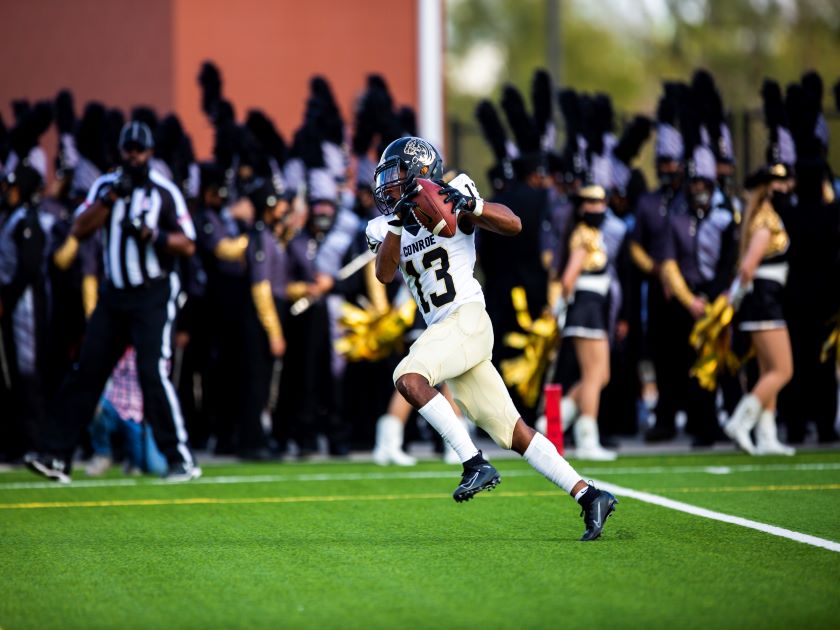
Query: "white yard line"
592 479 840 554
0 461 839 491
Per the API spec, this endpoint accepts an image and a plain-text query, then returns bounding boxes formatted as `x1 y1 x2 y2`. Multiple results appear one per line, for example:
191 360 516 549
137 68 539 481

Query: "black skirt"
738 278 786 331
564 290 610 339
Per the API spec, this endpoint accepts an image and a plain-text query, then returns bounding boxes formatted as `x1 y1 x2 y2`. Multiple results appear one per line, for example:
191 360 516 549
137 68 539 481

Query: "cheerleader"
556 185 616 460
724 80 796 455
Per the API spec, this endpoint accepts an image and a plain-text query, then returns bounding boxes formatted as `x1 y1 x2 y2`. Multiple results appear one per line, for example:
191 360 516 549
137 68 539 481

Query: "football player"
366 137 617 541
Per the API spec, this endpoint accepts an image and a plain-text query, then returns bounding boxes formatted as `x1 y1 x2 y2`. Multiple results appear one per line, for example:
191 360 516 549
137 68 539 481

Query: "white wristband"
387 224 403 236
472 197 484 217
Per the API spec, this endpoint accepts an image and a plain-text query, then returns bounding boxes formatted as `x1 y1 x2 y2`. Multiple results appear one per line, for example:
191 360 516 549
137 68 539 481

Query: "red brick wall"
1 0 418 165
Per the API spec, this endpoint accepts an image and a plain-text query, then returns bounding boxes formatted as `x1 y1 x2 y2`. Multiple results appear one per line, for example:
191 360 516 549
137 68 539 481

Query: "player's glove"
437 176 484 216
387 177 420 236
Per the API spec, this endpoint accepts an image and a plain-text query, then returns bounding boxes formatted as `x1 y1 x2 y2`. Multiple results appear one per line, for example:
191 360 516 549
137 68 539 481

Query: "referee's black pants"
43 276 194 467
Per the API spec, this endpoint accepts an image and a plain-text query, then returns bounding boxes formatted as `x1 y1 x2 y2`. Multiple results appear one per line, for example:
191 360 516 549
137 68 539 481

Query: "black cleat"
579 488 618 541
24 452 72 484
453 451 500 503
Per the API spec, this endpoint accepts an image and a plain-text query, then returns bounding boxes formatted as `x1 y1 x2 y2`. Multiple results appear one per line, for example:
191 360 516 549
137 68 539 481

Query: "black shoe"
645 425 676 443
24 452 72 484
453 451 500 503
579 487 618 541
163 462 202 483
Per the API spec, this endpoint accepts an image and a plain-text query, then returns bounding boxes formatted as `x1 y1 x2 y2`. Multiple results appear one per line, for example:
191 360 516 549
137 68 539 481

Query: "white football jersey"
365 174 485 326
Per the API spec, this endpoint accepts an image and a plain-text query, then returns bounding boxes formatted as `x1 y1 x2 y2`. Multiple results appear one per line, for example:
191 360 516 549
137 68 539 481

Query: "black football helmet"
373 136 443 214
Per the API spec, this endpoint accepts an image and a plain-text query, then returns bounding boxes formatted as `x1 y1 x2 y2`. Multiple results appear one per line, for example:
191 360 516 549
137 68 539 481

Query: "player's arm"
438 175 521 236
372 189 418 284
374 226 402 284
458 201 521 236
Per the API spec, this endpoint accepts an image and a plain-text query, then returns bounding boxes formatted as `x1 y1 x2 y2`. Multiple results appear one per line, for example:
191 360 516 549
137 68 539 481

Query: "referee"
25 121 201 482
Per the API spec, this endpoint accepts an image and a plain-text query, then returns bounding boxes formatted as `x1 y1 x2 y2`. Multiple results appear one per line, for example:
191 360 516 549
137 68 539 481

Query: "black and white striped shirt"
78 169 196 289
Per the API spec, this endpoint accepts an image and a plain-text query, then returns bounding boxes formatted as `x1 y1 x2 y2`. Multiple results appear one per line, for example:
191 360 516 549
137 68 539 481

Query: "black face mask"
307 213 335 237
581 211 606 229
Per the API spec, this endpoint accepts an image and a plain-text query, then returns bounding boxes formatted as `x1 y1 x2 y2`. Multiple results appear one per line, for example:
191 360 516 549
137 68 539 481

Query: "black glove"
391 176 420 219
437 183 475 213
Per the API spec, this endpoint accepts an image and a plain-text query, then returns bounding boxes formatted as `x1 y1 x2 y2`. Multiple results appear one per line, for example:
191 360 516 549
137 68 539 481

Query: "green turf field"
1 450 839 629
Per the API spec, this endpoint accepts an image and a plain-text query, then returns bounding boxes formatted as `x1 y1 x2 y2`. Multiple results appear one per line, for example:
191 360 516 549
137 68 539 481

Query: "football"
411 178 458 238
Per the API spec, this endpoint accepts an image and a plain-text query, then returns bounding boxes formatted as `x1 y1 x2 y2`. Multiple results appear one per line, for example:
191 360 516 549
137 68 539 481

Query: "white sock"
419 394 479 463
574 486 589 502
561 396 579 430
523 432 582 494
574 415 600 448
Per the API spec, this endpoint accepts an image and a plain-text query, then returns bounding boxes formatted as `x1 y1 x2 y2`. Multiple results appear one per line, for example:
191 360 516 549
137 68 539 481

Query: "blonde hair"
739 183 771 263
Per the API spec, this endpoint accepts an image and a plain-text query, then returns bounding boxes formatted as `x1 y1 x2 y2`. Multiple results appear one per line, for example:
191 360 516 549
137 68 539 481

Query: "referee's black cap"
119 121 155 152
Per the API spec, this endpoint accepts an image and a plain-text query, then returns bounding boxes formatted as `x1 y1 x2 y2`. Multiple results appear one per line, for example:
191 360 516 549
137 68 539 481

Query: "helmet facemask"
373 157 412 215
372 137 443 215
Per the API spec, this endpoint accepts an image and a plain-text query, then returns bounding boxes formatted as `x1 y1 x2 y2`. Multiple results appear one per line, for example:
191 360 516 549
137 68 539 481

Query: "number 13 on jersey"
404 247 456 313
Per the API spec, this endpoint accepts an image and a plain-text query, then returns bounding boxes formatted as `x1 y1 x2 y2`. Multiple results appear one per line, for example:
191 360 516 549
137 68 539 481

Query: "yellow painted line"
3 483 835 511
0 490 558 511
653 483 840 494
